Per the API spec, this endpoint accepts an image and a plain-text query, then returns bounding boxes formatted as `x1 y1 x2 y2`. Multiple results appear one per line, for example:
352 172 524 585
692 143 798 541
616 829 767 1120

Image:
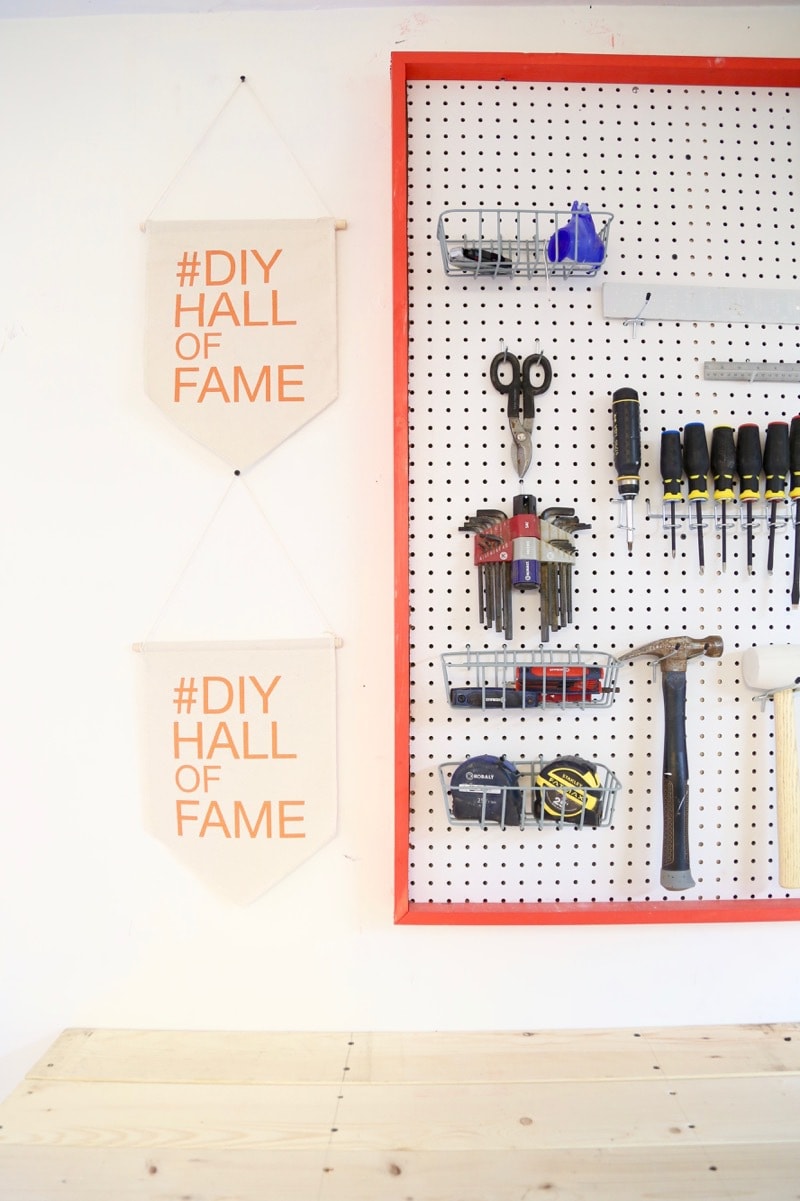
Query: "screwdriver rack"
650 501 793 534
393 51 800 925
442 646 619 711
438 757 621 830
437 206 614 281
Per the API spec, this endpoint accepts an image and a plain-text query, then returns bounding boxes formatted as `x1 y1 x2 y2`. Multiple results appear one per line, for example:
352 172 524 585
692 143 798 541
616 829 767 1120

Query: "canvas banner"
139 638 338 903
144 219 338 468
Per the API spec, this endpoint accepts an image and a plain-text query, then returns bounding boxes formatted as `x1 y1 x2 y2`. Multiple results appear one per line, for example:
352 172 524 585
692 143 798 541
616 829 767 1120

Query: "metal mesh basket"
438 756 621 831
442 645 620 711
437 207 613 280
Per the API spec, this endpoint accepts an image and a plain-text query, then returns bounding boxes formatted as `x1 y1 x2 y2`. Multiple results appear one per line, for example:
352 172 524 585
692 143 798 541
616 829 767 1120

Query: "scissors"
489 349 552 478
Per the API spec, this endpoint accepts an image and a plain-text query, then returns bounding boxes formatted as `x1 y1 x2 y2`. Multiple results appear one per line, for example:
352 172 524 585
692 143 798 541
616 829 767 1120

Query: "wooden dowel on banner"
139 219 347 233
131 637 343 652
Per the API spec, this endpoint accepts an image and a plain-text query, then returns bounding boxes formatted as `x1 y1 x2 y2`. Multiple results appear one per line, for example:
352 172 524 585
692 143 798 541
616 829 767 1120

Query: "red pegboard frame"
391 51 800 927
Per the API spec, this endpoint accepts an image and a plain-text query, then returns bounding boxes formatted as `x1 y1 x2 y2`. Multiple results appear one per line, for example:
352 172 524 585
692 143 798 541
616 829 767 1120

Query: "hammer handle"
773 688 800 889
661 670 695 891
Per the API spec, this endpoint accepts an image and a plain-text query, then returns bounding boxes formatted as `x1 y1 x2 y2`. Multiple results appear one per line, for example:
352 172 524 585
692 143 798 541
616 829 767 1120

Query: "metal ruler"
703 361 800 384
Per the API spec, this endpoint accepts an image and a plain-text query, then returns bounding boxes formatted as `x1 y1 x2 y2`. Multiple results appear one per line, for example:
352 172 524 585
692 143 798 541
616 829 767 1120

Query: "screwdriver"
737 423 763 575
683 422 709 573
612 386 642 553
790 416 800 606
763 420 790 574
710 425 736 572
660 429 683 557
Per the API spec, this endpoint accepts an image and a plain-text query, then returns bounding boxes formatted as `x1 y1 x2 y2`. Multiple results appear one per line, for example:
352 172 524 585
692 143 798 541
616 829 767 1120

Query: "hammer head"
742 644 800 694
619 634 723 672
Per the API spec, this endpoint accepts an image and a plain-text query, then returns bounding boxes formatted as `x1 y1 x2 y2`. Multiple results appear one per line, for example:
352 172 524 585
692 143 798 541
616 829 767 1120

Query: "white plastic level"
603 283 800 326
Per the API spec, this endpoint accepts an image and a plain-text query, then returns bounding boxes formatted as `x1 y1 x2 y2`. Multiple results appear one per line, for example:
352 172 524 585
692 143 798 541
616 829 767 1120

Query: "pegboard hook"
623 291 652 339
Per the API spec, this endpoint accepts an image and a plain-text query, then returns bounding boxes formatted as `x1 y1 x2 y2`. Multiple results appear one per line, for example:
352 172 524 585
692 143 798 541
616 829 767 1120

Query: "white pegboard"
404 75 800 908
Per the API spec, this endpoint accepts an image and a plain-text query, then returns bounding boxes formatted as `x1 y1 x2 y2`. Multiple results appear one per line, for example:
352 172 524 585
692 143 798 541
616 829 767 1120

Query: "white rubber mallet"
742 644 800 889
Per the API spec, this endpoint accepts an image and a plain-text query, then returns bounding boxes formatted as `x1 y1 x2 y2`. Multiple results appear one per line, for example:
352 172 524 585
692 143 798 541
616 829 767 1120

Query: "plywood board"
1 1027 799 1201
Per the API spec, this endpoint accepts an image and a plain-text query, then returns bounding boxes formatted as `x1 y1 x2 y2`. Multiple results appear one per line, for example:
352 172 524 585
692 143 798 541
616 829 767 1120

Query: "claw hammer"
620 634 724 891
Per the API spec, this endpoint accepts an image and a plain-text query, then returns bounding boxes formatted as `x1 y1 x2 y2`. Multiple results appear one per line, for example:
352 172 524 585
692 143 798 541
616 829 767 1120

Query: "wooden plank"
0 1081 337 1149
2 1075 798 1151
352 1025 800 1083
24 1028 355 1085
24 1025 800 1086
2 1027 799 1201
1 1143 799 1201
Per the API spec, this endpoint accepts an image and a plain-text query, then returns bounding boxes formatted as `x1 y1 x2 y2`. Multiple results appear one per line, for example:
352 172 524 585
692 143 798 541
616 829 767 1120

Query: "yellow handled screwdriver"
683 422 709 573
737 423 763 575
710 425 736 572
764 420 790 574
790 415 800 606
660 429 683 558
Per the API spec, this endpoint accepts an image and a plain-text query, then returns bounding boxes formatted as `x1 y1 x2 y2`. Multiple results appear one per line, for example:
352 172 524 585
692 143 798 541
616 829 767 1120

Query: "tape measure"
449 754 522 825
534 756 603 826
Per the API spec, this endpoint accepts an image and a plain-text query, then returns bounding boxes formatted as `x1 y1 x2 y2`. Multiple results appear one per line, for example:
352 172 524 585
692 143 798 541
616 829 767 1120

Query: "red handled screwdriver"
710 425 736 572
660 429 683 558
763 420 790 574
789 416 800 605
683 422 709 573
737 423 763 575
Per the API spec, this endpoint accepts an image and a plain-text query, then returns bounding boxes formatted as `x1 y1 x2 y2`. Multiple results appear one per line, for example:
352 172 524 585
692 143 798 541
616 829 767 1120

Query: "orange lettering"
233 365 271 403
174 366 199 402
203 676 234 714
278 364 304 402
270 289 295 327
174 293 205 326
173 721 203 758
242 292 269 326
197 366 230 404
251 248 282 281
279 800 305 838
199 801 231 838
207 291 241 326
205 250 236 286
233 800 273 838
176 798 199 834
206 721 240 759
271 722 296 760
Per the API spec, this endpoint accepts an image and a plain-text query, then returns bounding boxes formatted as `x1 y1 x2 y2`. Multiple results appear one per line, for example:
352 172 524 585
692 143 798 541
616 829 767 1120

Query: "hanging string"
239 471 336 636
140 470 338 648
140 76 246 229
140 74 335 229
240 76 334 217
140 473 238 648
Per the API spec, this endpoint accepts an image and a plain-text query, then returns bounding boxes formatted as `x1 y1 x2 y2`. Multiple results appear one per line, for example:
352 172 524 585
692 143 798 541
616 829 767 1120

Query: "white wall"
1 4 799 1101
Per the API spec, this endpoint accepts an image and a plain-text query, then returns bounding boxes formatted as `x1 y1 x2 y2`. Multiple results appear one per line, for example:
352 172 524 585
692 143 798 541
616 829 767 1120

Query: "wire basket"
437 207 613 280
438 756 621 831
442 645 620 711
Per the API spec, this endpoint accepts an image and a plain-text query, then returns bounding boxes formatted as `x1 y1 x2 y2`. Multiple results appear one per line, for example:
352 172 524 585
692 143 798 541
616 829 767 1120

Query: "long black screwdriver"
789 416 800 606
683 422 709 573
660 429 683 558
612 386 642 554
763 420 790 574
737 423 762 575
710 425 736 573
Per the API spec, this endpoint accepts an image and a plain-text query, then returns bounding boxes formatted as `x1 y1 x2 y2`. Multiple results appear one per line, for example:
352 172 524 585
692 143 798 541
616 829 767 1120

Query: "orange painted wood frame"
391 52 800 925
